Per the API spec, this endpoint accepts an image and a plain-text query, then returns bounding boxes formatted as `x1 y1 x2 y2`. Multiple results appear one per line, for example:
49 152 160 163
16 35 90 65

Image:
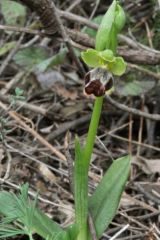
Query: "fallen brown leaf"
54 84 78 100
39 163 57 183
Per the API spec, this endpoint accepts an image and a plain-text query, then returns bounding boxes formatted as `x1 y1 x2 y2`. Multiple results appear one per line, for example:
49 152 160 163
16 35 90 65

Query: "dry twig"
105 95 160 121
0 101 66 161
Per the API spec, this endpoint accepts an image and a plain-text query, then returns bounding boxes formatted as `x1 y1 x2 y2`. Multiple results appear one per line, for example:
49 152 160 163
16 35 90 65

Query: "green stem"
29 233 34 240
84 96 104 170
75 96 104 240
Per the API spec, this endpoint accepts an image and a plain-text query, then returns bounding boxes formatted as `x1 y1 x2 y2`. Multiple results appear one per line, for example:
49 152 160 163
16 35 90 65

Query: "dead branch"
105 95 160 121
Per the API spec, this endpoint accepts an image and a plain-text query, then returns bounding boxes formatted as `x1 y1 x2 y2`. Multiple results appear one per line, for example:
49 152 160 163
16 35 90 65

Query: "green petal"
110 57 127 76
81 49 102 67
99 49 114 62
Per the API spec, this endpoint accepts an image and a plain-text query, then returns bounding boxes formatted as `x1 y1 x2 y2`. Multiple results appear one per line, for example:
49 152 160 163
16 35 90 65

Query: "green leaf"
65 224 79 240
117 80 155 96
33 208 64 239
81 49 102 68
109 57 127 76
13 46 49 69
0 41 16 57
0 191 19 219
15 87 24 96
0 185 35 239
0 226 25 239
46 231 67 240
74 137 88 239
14 184 37 235
95 0 117 51
1 0 26 26
89 155 130 238
36 48 68 73
0 184 65 239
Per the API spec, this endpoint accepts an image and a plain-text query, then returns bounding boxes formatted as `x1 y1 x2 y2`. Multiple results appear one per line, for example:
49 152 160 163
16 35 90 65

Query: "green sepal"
81 48 126 76
81 49 102 68
89 155 131 238
81 48 116 68
109 57 127 76
99 49 114 62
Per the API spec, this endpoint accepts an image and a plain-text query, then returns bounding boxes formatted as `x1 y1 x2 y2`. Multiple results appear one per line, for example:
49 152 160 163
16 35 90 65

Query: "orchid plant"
0 1 130 240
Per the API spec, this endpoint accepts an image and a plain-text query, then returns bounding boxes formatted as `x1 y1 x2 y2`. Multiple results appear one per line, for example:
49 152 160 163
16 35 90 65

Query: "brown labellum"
85 68 114 97
13 0 58 35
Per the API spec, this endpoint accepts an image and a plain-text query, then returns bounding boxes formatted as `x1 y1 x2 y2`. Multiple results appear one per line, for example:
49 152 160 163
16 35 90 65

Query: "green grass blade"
89 155 130 238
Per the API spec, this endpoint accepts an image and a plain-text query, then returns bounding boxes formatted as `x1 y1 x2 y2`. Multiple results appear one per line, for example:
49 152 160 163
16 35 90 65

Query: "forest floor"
0 0 160 239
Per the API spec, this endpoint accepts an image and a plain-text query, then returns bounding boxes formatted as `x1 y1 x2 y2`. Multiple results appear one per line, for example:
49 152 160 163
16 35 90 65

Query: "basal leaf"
65 224 79 240
13 46 49 69
89 155 130 238
36 48 68 73
109 57 127 76
74 137 88 238
117 80 155 96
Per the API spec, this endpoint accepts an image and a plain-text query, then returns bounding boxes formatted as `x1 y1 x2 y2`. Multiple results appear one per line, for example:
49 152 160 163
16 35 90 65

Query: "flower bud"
115 4 126 32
